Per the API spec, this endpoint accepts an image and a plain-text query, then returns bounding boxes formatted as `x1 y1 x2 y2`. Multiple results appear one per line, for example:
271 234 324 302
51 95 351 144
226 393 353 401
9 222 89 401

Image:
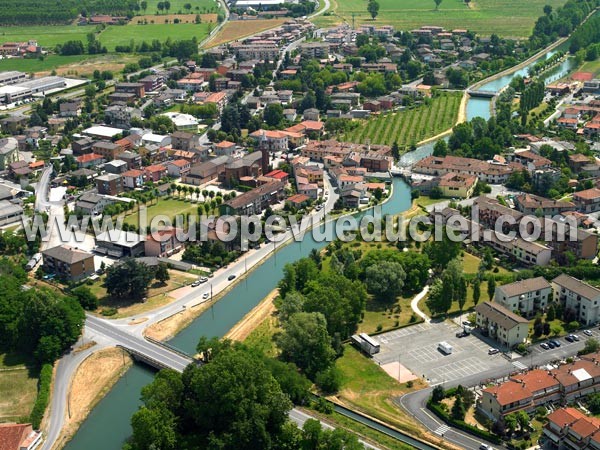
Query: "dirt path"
225 289 278 342
51 347 132 450
144 300 214 342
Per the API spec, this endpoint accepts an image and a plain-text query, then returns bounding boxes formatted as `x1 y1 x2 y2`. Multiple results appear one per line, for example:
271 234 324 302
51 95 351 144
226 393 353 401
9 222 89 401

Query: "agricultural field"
0 53 138 76
341 92 462 147
140 0 220 15
207 18 287 47
0 25 89 47
99 22 212 50
317 0 569 37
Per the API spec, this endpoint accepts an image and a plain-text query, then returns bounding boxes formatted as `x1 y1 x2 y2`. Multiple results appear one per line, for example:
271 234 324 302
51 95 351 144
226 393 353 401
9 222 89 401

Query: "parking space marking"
428 357 491 384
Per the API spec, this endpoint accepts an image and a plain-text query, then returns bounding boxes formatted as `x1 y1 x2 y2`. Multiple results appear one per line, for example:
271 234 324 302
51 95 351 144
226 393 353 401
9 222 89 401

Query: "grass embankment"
0 353 39 423
333 346 435 441
318 0 568 37
341 93 461 148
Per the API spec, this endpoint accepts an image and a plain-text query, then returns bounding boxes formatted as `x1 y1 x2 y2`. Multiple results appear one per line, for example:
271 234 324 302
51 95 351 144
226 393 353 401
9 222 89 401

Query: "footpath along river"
65 32 584 450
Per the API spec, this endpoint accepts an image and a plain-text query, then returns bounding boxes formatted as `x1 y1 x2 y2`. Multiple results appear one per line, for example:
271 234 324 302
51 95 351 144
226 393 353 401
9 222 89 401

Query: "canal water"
65 32 584 450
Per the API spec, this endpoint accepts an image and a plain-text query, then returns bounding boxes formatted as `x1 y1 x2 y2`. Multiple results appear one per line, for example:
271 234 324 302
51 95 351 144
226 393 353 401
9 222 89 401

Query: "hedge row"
30 364 53 429
427 400 502 445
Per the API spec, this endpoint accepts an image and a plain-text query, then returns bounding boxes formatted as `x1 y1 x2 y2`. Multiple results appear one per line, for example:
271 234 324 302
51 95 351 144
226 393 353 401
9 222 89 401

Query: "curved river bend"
66 36 582 450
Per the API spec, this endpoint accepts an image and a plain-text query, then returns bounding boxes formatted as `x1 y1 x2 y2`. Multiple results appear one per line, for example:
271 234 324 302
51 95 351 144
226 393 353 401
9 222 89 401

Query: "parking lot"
530 326 600 355
374 321 514 385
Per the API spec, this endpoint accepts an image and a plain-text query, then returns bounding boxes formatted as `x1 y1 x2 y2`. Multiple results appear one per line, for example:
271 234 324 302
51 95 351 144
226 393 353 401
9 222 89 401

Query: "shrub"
312 397 334 414
30 364 53 429
315 367 342 395
101 307 118 316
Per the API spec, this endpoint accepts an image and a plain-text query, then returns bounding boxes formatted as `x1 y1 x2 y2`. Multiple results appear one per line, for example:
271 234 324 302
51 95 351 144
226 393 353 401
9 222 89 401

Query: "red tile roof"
76 153 103 163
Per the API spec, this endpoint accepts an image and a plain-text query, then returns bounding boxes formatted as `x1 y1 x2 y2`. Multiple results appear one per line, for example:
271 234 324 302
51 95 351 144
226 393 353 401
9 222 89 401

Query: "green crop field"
0 54 96 72
99 22 211 50
341 92 462 147
0 22 210 51
317 0 569 37
0 25 89 47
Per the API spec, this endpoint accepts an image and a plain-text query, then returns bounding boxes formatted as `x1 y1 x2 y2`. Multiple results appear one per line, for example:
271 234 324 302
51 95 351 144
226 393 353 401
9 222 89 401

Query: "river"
65 35 581 450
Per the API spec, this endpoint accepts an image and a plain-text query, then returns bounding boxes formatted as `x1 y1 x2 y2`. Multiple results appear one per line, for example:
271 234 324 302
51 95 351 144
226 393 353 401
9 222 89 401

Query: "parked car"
540 342 550 350
551 339 561 347
572 334 580 341
547 341 556 349
198 277 208 283
456 331 468 338
479 444 493 450
191 281 201 287
565 335 574 343
584 330 593 336
488 348 500 355
228 274 236 281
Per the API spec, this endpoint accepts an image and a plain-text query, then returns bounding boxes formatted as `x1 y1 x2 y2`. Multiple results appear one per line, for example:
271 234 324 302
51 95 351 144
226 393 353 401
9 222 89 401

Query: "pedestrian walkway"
410 286 431 323
434 425 450 436
513 361 528 370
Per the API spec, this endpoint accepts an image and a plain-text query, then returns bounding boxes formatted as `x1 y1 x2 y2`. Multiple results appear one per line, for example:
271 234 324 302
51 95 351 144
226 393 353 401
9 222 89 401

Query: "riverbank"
51 347 132 450
224 289 278 342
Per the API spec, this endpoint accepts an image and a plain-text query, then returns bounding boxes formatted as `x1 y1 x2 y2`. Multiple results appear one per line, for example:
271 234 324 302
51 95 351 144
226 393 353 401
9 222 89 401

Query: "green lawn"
0 54 114 73
0 353 39 422
324 0 569 37
341 93 461 147
123 198 202 228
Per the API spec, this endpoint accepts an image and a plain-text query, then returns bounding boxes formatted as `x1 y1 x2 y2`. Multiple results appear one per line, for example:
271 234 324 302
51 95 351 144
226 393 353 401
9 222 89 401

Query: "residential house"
182 156 230 186
42 245 95 281
170 131 200 152
219 181 285 216
59 101 81 117
437 173 478 198
145 227 184 257
0 137 19 170
213 140 236 156
514 193 575 216
144 164 167 182
494 277 553 318
75 192 114 215
166 159 191 178
92 141 123 161
543 407 600 450
122 169 145 189
96 173 123 195
573 188 600 213
76 153 104 169
552 274 600 326
0 200 23 226
0 423 42 450
474 301 530 348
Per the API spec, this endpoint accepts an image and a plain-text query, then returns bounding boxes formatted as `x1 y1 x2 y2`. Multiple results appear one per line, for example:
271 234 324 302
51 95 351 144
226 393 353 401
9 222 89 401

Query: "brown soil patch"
225 289 277 342
131 13 217 24
206 19 287 47
129 318 149 325
52 347 132 450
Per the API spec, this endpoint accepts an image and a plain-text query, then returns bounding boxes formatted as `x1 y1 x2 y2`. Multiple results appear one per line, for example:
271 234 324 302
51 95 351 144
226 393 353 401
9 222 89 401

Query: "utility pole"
352 12 355 30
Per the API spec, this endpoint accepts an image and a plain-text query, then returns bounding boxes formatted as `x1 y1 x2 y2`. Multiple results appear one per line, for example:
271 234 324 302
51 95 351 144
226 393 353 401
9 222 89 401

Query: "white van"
438 341 453 355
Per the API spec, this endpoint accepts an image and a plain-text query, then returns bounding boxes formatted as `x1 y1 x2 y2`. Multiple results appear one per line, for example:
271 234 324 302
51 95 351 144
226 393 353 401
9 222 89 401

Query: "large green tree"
104 258 155 301
365 260 406 302
367 0 380 19
277 312 336 379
